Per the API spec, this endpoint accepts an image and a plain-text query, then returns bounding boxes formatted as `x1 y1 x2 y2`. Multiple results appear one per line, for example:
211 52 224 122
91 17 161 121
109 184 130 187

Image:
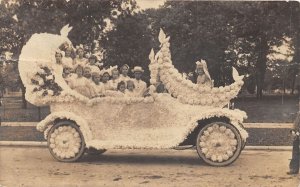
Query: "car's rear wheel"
47 121 85 162
196 121 243 166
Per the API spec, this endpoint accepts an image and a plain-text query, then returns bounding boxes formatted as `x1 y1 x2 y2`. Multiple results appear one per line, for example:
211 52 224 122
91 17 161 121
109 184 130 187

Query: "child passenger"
74 45 88 67
87 55 101 74
101 71 111 90
69 65 97 98
62 46 75 69
53 50 70 89
92 72 105 96
117 81 126 94
125 80 136 97
119 64 131 84
107 68 120 90
83 66 92 79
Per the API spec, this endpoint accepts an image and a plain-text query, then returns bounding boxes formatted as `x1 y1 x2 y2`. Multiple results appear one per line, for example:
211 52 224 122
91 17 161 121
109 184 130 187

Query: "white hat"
100 69 111 76
132 66 144 73
196 59 206 67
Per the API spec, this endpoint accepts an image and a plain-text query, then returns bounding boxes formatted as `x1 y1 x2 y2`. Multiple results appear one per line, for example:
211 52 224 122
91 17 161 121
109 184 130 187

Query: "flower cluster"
30 66 62 97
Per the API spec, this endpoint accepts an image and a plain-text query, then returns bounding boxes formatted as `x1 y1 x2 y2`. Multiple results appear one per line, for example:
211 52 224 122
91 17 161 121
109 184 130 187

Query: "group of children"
54 44 148 98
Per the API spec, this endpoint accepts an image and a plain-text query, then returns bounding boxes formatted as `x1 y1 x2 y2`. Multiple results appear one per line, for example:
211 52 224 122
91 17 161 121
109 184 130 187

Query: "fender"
179 108 248 146
37 111 93 142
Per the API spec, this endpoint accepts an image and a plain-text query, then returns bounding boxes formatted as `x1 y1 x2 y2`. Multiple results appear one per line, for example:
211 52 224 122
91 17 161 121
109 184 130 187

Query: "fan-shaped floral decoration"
149 29 244 107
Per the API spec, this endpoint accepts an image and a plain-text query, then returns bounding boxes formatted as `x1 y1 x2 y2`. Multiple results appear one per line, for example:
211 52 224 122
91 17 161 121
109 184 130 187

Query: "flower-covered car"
19 26 248 166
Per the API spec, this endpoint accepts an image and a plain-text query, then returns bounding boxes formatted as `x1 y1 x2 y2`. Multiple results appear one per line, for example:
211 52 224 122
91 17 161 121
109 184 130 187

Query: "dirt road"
0 147 298 187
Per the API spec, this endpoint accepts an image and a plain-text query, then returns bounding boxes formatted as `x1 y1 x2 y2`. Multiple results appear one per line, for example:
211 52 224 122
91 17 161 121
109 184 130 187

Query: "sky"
136 0 166 10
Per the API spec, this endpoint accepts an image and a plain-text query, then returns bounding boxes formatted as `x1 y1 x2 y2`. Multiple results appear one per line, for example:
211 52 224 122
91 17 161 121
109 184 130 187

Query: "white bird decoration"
60 24 73 37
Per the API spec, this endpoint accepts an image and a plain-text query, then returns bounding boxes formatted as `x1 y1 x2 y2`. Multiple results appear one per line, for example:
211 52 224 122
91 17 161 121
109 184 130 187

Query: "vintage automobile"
18 26 248 166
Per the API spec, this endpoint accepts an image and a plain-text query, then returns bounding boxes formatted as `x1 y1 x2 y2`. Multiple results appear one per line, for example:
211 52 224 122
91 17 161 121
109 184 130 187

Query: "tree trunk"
21 82 27 109
293 27 300 95
256 34 268 99
292 70 296 94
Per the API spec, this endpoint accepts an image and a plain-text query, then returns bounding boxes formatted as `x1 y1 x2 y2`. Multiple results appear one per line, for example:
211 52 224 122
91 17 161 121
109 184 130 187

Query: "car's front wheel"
196 121 243 166
47 121 86 162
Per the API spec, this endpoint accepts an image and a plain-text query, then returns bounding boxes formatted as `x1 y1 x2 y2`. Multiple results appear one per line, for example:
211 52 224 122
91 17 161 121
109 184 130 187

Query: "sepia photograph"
0 0 300 186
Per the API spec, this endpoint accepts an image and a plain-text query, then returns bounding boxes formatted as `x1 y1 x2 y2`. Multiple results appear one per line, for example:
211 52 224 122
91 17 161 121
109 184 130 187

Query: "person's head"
92 72 101 84
83 67 92 79
196 66 204 75
55 51 63 64
65 47 74 58
117 81 126 93
120 64 129 76
132 66 144 80
127 80 135 91
63 67 72 77
88 55 97 65
102 72 110 83
195 60 206 75
59 41 70 51
76 47 84 58
111 68 119 80
75 65 84 77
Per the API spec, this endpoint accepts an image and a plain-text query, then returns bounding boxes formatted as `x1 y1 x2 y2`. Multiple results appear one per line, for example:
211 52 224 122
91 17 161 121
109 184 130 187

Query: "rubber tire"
196 121 243 167
47 121 86 162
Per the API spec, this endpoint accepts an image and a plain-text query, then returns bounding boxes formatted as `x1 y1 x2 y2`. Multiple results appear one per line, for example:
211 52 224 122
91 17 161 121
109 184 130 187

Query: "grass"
234 95 298 123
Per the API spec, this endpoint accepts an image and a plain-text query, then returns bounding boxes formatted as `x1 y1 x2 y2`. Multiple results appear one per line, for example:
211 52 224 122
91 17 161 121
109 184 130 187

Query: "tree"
101 10 153 81
288 2 300 94
228 1 293 98
142 1 242 86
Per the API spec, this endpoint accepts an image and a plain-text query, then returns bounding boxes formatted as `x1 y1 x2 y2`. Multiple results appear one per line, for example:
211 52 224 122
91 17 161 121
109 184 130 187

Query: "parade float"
19 25 248 166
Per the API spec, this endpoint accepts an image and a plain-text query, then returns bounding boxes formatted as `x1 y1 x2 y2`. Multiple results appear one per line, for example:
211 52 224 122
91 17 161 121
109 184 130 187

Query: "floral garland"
150 29 244 107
